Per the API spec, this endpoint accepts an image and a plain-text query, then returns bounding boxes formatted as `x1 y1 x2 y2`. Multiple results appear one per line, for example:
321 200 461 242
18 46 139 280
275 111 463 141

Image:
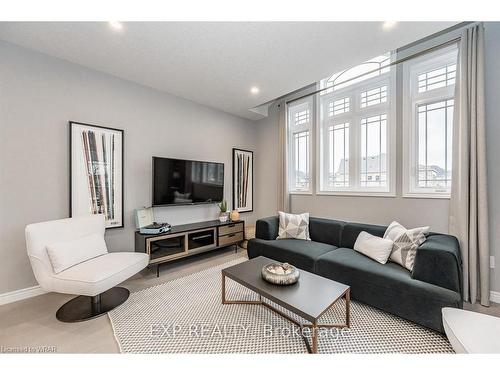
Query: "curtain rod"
285 36 461 106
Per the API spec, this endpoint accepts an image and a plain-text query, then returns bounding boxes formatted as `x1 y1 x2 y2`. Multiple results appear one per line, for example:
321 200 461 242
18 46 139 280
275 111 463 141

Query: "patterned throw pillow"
277 211 311 240
383 221 430 271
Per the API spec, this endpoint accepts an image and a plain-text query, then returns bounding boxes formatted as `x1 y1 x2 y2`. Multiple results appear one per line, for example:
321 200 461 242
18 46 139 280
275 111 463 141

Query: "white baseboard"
490 291 500 304
0 285 47 305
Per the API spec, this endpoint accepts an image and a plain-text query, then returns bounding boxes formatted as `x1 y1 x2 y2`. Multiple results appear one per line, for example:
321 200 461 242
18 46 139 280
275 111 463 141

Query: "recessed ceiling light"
382 21 398 31
109 21 124 31
250 86 260 95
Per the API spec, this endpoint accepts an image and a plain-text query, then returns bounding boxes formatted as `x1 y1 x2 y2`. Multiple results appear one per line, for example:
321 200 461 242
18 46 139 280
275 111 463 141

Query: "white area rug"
109 258 453 353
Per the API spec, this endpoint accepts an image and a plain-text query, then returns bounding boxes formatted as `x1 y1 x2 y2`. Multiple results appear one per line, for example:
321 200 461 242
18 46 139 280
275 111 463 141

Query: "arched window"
322 54 391 94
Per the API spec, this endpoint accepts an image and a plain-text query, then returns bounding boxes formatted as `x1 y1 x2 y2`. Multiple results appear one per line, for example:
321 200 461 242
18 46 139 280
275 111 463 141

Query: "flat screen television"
152 157 224 207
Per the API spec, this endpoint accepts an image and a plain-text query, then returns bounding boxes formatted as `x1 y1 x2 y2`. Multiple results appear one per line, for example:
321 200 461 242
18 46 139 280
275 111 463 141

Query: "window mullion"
324 123 331 191
350 114 360 190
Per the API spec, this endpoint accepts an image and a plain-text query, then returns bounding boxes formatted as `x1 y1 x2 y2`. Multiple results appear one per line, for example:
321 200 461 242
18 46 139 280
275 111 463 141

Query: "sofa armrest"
255 216 279 240
412 233 462 295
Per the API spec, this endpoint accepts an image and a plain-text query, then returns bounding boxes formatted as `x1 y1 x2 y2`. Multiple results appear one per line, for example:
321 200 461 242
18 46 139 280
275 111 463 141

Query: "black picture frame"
232 148 254 213
69 121 124 229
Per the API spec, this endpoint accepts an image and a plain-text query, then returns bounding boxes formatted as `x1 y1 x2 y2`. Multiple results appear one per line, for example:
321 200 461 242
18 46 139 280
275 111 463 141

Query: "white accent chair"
442 307 500 353
25 214 149 322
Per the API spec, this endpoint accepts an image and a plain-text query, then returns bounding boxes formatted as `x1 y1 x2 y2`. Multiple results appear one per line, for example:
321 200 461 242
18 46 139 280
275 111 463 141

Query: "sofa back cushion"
340 222 387 249
412 233 462 294
255 216 280 240
309 217 345 247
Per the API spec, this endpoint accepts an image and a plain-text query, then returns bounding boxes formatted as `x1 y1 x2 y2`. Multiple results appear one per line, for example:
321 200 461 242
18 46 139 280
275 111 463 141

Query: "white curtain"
449 24 490 306
277 101 290 212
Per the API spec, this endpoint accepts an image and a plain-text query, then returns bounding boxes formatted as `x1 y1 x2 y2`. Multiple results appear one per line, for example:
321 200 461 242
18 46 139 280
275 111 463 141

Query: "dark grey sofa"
247 216 463 333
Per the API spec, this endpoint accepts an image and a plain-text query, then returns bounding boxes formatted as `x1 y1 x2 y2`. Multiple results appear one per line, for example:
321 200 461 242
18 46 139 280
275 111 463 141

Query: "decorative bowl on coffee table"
261 262 300 285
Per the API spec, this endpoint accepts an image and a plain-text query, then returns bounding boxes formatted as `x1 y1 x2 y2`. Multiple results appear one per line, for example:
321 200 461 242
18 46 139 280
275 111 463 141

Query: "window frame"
402 45 458 199
316 67 397 197
287 96 314 194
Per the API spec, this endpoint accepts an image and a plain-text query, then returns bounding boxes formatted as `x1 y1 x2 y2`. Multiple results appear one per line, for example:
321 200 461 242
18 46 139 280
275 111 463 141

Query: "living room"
1 0 500 371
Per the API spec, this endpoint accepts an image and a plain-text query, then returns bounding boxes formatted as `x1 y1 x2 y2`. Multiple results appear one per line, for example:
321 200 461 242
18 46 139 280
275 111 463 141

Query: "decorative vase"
230 209 240 221
218 212 229 223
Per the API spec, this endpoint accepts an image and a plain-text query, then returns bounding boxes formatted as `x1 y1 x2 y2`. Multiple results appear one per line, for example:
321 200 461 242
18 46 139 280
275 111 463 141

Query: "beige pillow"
354 231 394 264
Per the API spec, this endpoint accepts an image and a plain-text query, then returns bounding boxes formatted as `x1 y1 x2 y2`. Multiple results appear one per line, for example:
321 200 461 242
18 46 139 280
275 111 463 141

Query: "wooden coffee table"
222 256 350 354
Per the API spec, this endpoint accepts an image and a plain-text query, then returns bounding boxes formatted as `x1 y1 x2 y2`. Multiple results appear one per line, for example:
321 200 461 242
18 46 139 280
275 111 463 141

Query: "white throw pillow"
277 211 311 240
353 231 394 264
46 233 108 274
383 221 430 271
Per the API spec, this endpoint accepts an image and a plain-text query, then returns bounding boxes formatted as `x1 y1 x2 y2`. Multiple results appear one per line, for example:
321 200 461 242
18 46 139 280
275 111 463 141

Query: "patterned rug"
109 258 453 354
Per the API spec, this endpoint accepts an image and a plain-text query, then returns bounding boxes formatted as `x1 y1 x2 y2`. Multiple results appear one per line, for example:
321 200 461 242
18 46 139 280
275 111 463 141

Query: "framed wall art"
232 148 253 213
70 121 124 229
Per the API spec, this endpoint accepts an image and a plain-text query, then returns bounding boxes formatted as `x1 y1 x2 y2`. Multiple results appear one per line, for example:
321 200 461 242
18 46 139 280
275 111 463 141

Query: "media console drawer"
218 231 244 247
219 223 244 236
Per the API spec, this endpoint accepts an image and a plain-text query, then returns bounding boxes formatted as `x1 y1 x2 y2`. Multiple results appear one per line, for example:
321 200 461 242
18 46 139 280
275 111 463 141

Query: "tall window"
318 53 395 194
288 98 313 192
285 45 458 198
403 46 458 198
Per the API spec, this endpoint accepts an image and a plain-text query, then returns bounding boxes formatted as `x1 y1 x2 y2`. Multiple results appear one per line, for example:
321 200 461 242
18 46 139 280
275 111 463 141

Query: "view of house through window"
287 45 458 198
318 53 394 194
287 99 313 192
403 45 458 197
416 99 454 188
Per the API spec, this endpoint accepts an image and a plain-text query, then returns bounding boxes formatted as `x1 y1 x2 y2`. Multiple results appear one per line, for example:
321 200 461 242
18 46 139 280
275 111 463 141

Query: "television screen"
152 157 224 207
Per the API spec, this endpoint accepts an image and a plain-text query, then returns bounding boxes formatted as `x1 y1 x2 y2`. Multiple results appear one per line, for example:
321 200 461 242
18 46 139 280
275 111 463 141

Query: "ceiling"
0 22 457 120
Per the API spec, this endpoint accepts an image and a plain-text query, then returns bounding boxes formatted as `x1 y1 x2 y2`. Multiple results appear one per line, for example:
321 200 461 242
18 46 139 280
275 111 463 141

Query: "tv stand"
135 219 245 277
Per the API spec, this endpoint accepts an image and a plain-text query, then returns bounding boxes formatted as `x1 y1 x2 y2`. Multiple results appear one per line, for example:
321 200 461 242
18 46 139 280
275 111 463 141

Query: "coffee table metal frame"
221 272 350 354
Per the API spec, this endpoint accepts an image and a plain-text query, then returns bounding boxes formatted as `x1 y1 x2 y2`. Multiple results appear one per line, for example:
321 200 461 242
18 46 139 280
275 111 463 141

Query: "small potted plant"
218 199 228 222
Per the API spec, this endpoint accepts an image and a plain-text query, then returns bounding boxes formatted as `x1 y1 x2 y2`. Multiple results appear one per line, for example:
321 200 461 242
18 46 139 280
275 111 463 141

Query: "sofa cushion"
49 252 149 296
316 248 462 332
412 234 462 294
246 238 337 272
255 216 280 240
309 217 345 247
340 222 387 249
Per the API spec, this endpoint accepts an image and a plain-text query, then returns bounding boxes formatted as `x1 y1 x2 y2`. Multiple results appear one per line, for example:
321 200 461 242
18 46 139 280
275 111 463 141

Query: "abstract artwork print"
70 121 124 228
232 148 253 213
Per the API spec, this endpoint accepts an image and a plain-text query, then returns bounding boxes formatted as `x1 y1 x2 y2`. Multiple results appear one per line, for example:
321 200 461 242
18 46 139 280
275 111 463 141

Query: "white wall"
254 22 500 293
0 41 257 294
253 106 280 219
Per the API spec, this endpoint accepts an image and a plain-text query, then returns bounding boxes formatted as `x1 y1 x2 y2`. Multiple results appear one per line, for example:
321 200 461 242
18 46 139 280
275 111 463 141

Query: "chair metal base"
56 287 130 323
